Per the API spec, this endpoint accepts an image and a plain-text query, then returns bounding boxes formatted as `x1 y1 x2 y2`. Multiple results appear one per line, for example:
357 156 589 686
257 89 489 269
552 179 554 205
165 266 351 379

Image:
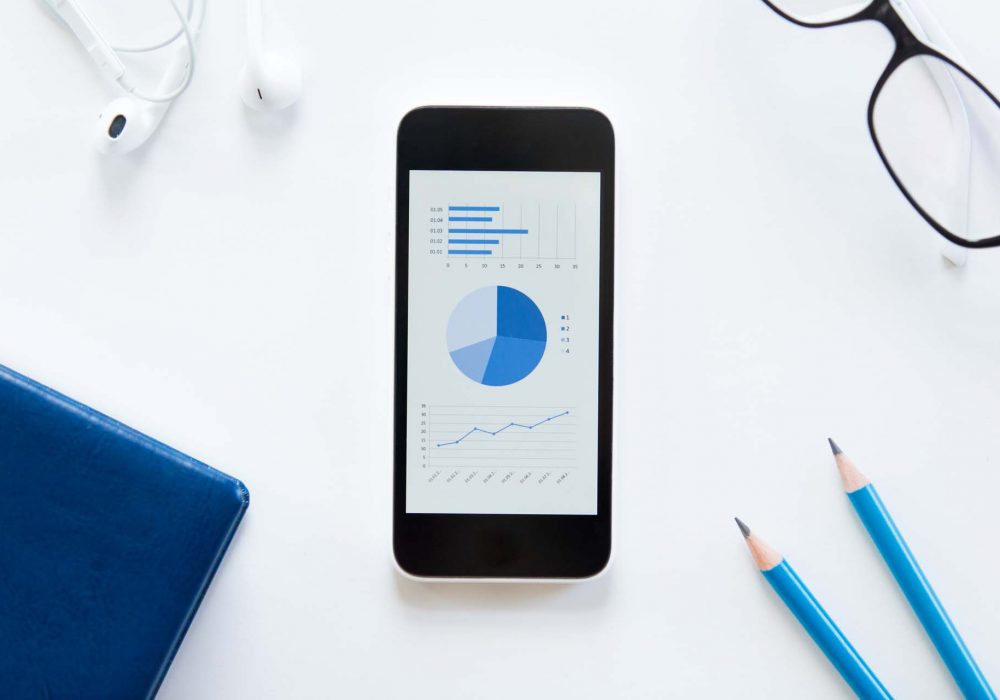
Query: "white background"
2 0 999 697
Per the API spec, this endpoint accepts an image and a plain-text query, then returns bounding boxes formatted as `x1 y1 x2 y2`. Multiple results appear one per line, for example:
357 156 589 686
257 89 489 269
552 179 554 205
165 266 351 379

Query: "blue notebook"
0 364 249 699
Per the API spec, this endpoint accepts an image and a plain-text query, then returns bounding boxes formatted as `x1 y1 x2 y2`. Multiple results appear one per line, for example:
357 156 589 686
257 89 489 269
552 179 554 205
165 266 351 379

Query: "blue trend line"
436 410 570 447
449 206 500 212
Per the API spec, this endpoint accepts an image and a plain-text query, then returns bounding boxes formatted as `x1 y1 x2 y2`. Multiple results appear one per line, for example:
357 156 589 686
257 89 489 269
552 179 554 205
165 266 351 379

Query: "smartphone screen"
405 170 602 515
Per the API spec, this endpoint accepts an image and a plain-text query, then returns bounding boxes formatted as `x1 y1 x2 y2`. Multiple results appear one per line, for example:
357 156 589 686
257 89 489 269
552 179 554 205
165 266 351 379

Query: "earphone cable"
111 0 195 53
117 0 200 103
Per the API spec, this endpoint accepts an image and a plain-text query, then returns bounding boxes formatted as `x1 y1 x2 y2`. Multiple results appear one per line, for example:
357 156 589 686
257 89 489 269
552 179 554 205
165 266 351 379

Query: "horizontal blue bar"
448 250 492 255
450 239 499 245
449 228 529 234
449 216 492 222
449 206 500 212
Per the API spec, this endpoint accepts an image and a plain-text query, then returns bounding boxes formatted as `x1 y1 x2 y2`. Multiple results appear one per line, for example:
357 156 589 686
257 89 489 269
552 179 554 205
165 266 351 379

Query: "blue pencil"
736 518 894 699
829 440 996 700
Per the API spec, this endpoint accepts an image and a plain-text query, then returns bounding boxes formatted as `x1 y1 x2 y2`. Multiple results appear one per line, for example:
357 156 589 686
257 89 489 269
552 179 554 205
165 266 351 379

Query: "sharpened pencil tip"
828 437 843 455
735 517 751 538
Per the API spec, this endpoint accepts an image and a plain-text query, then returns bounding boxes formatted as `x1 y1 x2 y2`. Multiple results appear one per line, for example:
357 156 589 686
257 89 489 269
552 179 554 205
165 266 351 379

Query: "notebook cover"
0 364 249 699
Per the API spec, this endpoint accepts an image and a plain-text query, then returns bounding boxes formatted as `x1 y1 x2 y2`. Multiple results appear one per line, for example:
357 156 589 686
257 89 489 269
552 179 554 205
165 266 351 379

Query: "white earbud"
95 97 171 155
240 0 302 111
45 0 200 155
94 43 193 155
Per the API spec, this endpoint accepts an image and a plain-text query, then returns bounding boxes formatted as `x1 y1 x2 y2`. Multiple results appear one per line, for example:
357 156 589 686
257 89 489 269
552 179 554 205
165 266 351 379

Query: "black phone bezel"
393 106 614 579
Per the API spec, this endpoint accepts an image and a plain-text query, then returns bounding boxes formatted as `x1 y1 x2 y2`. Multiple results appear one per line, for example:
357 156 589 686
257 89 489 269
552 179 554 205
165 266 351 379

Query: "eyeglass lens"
873 56 1000 243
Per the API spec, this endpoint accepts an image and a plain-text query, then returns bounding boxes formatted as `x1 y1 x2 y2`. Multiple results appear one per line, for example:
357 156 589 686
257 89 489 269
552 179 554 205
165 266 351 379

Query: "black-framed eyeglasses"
759 0 1000 249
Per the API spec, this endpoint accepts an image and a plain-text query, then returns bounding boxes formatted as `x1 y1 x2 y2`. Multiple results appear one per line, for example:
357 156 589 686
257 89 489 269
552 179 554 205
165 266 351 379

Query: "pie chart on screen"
447 286 547 386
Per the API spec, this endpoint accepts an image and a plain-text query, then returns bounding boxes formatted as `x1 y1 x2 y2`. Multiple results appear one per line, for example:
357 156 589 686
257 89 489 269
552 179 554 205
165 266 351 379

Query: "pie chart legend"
447 286 547 386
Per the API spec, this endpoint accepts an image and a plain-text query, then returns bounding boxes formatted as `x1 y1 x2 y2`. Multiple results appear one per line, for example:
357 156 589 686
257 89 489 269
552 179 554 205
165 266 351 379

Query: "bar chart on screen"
429 202 578 260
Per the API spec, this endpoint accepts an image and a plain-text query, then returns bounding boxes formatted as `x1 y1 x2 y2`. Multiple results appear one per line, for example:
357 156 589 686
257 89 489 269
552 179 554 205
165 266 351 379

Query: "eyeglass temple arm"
891 0 972 259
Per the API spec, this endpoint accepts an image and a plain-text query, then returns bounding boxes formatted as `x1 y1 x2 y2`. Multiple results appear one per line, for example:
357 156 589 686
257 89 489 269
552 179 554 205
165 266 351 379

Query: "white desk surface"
3 0 1000 697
